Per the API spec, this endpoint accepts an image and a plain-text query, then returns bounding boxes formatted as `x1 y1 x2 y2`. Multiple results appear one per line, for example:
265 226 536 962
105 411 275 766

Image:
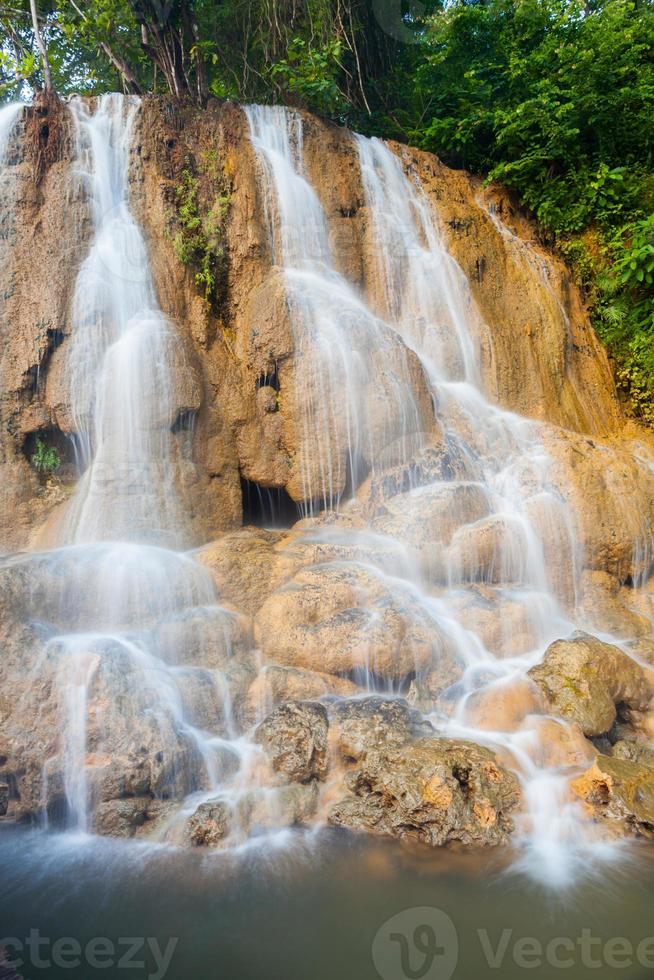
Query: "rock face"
330 697 433 763
183 799 231 847
0 93 640 554
255 701 329 783
571 756 654 838
528 633 652 737
329 737 521 847
253 564 443 682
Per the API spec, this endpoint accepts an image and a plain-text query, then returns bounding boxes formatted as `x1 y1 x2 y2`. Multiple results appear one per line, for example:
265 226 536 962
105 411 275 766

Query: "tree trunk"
29 0 53 92
99 42 143 94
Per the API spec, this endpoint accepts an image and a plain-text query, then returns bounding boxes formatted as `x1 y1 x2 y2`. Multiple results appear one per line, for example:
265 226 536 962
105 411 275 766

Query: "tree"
29 0 52 89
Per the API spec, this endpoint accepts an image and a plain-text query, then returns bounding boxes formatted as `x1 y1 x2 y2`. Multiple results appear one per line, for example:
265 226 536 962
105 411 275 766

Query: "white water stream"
245 108 623 886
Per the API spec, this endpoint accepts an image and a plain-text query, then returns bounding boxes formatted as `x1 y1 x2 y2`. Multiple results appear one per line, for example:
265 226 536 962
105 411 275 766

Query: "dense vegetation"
2 0 653 418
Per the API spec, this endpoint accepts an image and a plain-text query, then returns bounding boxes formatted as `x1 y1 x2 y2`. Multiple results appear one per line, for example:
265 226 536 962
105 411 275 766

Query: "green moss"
171 162 230 309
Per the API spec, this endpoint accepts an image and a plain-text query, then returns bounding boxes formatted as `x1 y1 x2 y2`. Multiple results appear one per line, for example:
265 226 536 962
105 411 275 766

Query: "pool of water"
1 827 653 980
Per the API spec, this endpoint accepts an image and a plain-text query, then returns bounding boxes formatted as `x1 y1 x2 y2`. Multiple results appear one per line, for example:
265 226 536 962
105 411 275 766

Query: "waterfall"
245 105 429 509
63 95 190 546
0 96 646 882
356 135 614 884
25 96 237 832
243 107 615 885
0 103 22 163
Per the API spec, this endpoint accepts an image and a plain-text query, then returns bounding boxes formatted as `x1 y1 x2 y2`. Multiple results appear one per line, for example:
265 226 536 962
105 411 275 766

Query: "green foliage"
408 0 654 420
31 438 61 475
590 216 654 421
270 37 345 115
172 166 230 307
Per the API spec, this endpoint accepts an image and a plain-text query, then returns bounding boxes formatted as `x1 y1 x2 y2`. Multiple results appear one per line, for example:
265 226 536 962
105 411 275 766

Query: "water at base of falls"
3 828 654 980
0 95 648 890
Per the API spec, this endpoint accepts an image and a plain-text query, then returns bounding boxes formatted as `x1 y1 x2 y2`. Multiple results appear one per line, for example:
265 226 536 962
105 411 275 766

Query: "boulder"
238 782 319 831
253 563 444 681
356 441 471 515
571 756 654 838
92 798 151 838
578 570 651 638
183 798 231 847
611 740 654 769
369 481 490 582
528 632 651 737
254 700 329 783
330 696 433 764
329 737 521 846
542 429 654 582
246 665 358 726
462 678 544 732
0 783 8 817
446 586 540 657
517 717 595 769
196 528 287 617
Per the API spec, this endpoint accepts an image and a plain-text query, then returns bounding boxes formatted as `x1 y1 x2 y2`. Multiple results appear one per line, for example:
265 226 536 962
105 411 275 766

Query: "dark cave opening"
240 477 304 530
256 366 280 392
21 426 77 479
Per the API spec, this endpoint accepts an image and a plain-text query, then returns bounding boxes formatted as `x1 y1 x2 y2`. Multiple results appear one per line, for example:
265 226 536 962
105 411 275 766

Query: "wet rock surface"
330 696 433 763
528 632 652 737
329 737 521 847
571 756 654 838
255 701 329 783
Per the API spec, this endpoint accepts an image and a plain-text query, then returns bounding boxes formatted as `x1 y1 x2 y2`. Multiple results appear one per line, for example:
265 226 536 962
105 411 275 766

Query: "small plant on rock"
31 439 61 476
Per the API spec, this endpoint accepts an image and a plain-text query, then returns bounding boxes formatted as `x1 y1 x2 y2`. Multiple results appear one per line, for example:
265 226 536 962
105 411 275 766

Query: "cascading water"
64 95 188 545
243 107 626 886
1 95 651 892
245 105 429 509
11 95 242 834
0 103 22 162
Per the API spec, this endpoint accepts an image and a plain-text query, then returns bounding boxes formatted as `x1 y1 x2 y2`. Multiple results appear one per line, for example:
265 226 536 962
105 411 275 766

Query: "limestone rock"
330 696 433 764
447 586 540 657
611 740 654 769
528 632 651 737
254 700 329 783
370 481 490 582
253 563 443 681
183 798 231 847
463 678 544 732
92 798 151 838
519 717 595 769
246 665 358 726
329 737 521 847
571 756 654 838
578 570 651 637
196 529 287 617
238 782 319 832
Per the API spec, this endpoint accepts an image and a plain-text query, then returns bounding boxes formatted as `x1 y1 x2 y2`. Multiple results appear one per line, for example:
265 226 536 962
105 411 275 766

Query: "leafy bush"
270 38 345 116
